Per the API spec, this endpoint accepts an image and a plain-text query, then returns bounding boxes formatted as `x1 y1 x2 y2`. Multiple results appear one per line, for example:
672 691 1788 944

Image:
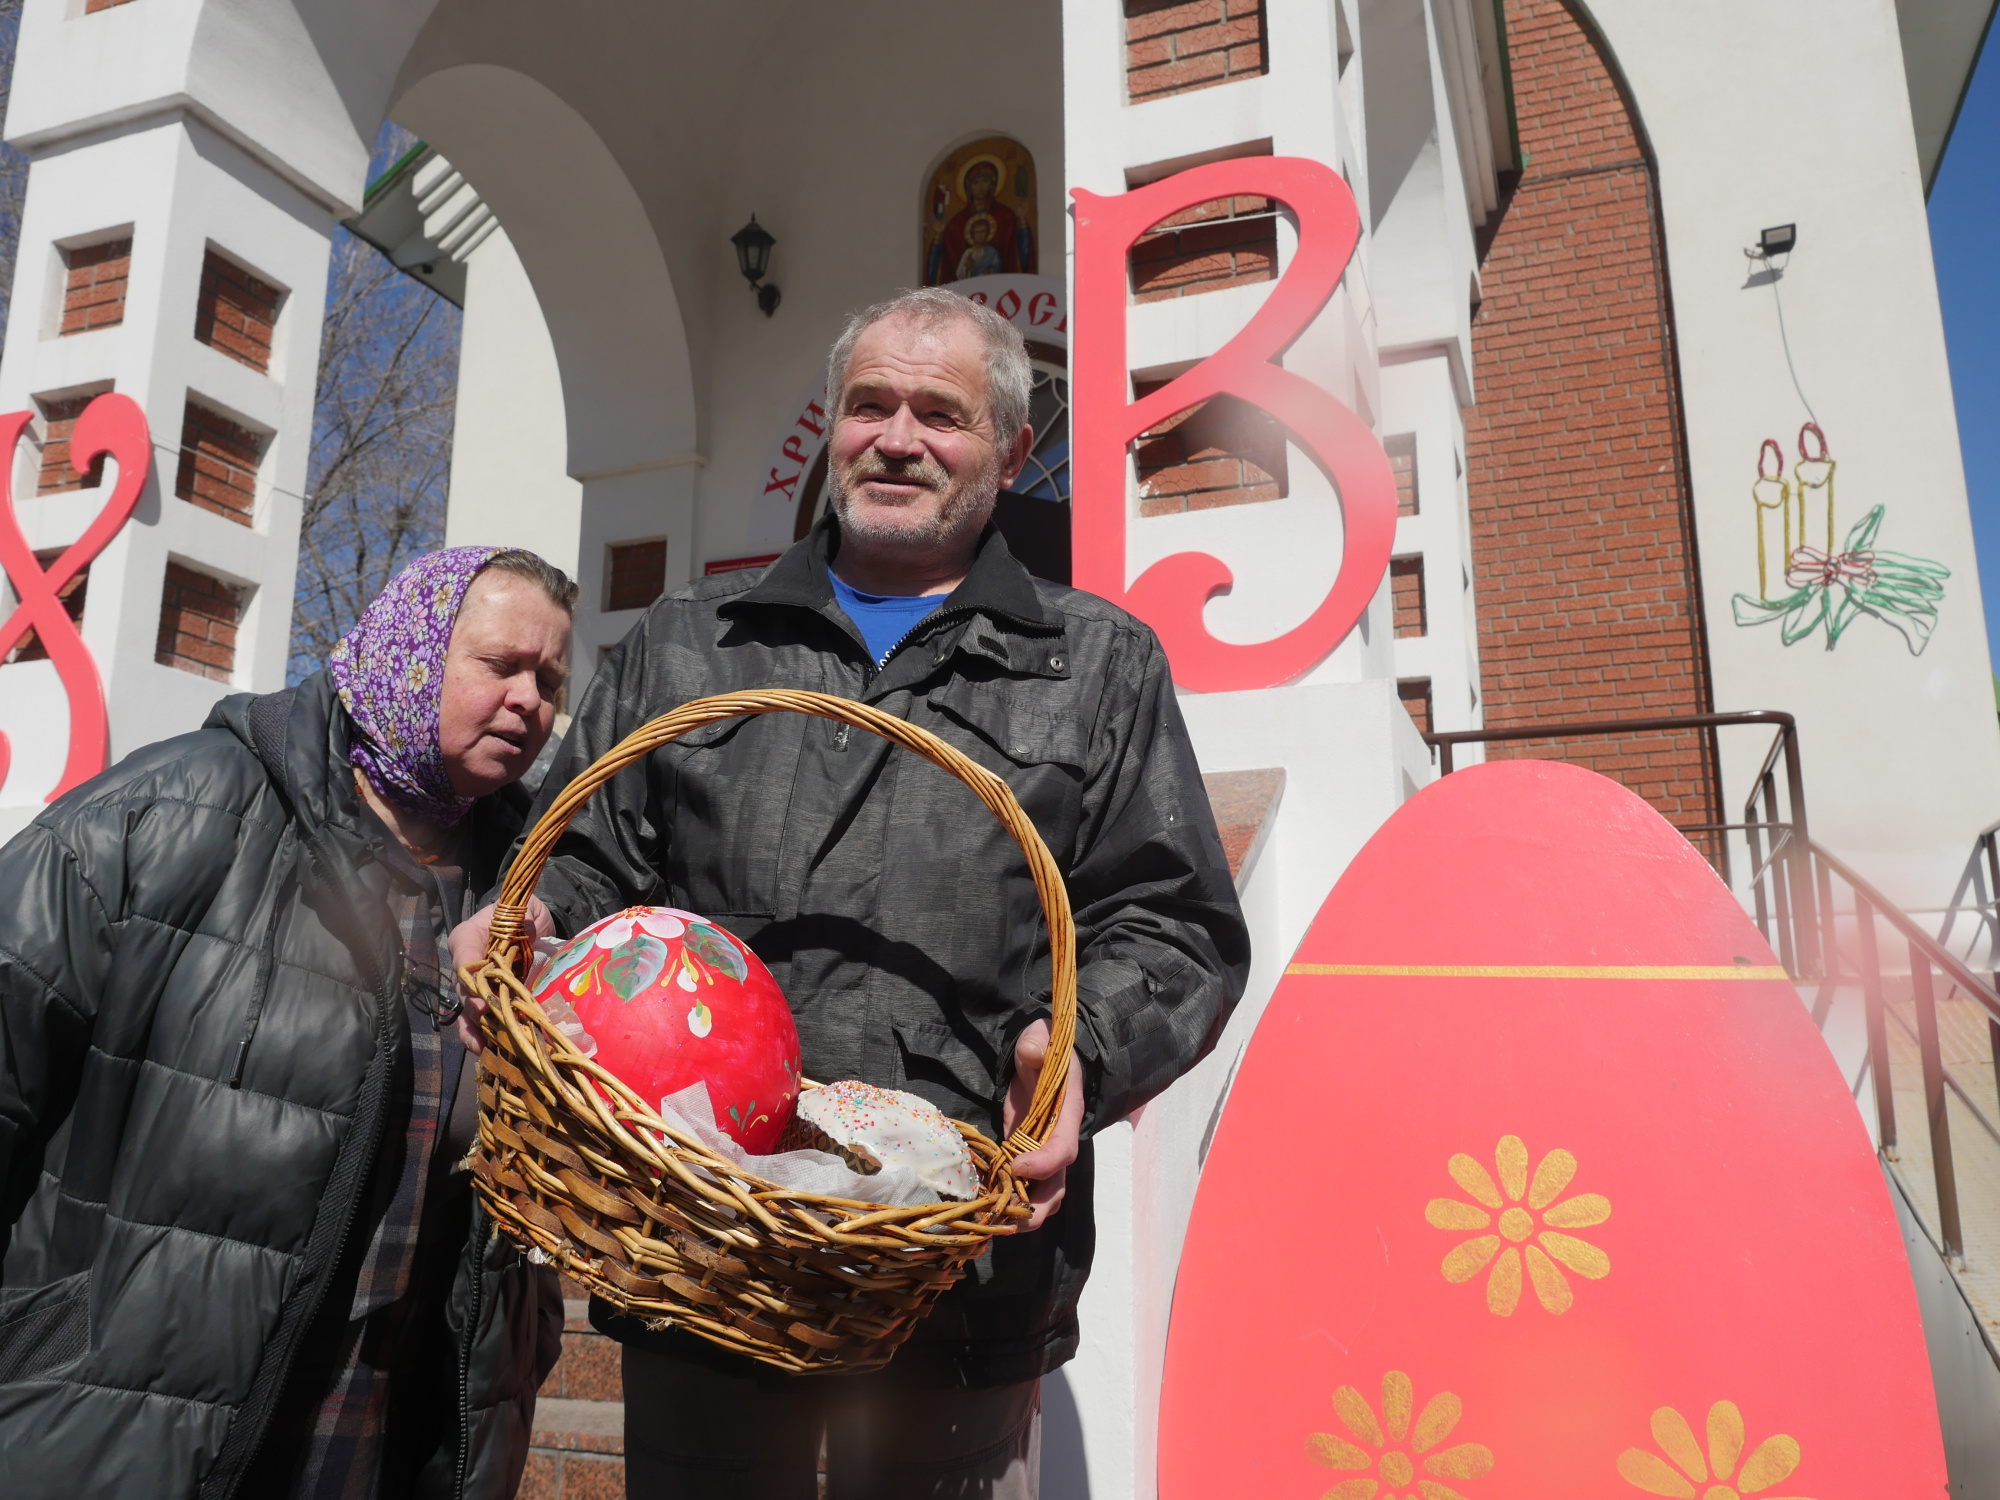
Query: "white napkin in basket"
653 1081 959 1210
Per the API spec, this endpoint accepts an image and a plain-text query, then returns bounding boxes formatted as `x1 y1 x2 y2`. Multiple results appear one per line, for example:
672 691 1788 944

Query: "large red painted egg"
529 907 801 1153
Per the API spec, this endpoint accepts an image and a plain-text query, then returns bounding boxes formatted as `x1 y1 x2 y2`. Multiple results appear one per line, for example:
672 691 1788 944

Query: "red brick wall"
1126 0 1267 103
36 394 108 493
4 550 85 663
1391 556 1426 638
61 238 131 335
1133 380 1287 516
1399 678 1434 736
193 248 280 373
1386 433 1419 515
1464 0 1717 827
1131 194 1277 303
155 562 243 681
605 539 667 612
175 400 263 524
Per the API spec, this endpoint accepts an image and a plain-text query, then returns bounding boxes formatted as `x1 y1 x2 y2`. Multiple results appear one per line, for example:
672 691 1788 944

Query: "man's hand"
449 897 552 1054
1001 1018 1085 1231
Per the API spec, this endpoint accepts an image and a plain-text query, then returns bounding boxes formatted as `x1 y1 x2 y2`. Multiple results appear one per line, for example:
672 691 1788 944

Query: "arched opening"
1463 0 1720 847
390 63 696 478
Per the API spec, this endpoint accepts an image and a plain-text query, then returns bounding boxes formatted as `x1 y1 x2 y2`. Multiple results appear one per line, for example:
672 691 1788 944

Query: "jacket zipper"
206 834 405 1500
228 863 298 1088
453 1201 487 1500
864 603 979 687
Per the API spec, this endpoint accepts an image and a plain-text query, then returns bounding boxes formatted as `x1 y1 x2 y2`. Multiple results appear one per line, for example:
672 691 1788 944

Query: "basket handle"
487 689 1077 1160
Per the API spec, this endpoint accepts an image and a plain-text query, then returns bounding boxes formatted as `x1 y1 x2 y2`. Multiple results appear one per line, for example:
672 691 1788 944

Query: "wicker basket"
462 689 1077 1374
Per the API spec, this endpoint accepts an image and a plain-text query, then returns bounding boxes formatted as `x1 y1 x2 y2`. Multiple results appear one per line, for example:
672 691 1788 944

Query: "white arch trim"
392 64 697 475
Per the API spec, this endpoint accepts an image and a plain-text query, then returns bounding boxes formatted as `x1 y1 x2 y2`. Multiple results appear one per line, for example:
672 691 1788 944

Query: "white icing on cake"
795 1080 980 1202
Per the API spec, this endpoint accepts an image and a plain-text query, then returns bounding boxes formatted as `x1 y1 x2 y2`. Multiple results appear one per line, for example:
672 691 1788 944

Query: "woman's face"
438 570 572 799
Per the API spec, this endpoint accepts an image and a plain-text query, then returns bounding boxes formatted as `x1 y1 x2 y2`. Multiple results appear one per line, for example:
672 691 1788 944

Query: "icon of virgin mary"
926 155 1035 285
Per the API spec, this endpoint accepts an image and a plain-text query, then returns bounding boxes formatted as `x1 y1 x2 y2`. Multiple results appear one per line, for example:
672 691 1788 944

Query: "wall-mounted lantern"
1756 223 1796 259
731 215 780 317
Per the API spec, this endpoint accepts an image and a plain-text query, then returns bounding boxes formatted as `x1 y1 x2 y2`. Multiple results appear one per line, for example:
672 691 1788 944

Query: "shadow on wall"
1041 1368 1092 1499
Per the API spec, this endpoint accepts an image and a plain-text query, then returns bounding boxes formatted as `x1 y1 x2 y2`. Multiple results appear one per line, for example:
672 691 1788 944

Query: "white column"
0 1 363 840
1057 2 1495 1493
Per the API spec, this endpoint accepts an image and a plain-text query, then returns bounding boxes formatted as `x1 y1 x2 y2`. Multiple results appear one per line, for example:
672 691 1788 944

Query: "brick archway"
1466 0 1720 839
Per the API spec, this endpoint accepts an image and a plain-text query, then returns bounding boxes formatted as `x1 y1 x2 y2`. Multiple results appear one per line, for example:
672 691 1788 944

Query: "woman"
0 546 573 1500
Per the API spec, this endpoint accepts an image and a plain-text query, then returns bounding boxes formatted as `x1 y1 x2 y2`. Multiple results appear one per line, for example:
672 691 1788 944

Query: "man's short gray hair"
826 288 1034 447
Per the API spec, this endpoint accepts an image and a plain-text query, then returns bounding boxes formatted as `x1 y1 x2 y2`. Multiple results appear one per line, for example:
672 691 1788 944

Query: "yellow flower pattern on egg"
1616 1400 1811 1500
1307 1370 1494 1500
1426 1134 1610 1315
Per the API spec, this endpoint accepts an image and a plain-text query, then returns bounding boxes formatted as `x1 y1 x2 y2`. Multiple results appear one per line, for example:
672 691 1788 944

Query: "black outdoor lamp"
731 215 780 317
1757 223 1797 259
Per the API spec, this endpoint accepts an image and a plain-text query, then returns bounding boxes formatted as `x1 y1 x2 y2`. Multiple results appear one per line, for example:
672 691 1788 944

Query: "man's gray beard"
828 451 1001 551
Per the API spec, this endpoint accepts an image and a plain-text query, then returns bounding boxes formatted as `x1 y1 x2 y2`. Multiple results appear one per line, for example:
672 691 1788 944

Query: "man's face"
438 570 571 798
827 314 1026 553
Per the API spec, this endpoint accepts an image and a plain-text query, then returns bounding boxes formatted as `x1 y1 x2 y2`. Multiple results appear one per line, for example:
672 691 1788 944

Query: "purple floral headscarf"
329 546 504 827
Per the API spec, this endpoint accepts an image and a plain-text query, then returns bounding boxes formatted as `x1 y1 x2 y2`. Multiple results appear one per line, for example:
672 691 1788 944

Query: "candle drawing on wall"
1731 423 1947 654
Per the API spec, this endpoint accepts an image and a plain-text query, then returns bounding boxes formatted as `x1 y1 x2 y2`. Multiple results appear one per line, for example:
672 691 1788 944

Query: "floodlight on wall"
1756 223 1797 259
731 215 781 317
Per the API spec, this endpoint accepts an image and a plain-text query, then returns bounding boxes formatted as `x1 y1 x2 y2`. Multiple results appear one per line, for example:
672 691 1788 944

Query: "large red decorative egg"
529 907 801 1153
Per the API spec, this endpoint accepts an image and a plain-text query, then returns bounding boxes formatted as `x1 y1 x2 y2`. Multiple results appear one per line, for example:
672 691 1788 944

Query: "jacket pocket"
892 1016 999 1110
0 1270 90 1384
925 682 1087 772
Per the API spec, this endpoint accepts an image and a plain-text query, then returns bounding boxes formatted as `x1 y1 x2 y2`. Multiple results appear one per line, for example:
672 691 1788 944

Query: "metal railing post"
1910 944 1964 1260
1984 829 2000 962
1762 775 1796 976
1744 800 1771 942
1856 894 1896 1153
1778 723 1820 979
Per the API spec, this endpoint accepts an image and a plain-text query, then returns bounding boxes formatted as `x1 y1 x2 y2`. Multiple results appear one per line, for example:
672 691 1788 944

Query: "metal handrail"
1803 834 1998 1264
1936 817 2000 962
1426 710 1816 976
1810 837 2000 1025
1423 708 2000 1265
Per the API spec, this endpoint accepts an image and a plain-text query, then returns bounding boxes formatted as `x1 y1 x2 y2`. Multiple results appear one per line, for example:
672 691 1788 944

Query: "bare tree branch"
0 3 35 344
287 126 463 681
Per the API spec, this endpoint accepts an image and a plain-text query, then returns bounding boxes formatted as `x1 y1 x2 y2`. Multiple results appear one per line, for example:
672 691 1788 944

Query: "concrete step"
523 1296 625 1499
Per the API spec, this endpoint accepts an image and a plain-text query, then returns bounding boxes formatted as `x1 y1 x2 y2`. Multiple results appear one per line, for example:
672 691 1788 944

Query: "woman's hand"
1001 1018 1085 1231
449 896 553 1054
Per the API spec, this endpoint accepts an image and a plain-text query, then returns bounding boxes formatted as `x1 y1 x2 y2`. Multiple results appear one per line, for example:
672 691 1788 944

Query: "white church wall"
0 81 339 836
442 225 583 577
689 0 1067 571
393 59 701 690
1589 0 2000 907
8 0 374 217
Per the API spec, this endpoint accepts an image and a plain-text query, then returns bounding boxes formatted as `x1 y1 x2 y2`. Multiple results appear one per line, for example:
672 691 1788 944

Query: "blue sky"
1932 22 2000 676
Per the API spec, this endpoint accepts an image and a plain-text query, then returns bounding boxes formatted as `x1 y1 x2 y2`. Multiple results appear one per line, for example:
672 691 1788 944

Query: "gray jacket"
532 517 1250 1384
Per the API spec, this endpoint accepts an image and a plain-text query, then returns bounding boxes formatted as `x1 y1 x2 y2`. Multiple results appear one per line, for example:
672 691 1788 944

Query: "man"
465 289 1249 1497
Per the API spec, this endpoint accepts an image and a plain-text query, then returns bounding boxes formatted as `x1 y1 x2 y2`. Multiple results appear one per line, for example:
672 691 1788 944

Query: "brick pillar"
1464 0 1720 835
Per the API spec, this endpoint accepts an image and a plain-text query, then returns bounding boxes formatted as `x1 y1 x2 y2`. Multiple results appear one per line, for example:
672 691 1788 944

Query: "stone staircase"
521 1281 625 1499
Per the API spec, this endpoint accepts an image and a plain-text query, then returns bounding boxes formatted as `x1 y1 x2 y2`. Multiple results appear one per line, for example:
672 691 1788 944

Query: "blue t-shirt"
830 573 948 666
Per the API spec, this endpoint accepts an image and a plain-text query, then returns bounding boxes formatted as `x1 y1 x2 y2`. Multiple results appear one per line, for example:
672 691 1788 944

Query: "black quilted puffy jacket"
0 671 561 1499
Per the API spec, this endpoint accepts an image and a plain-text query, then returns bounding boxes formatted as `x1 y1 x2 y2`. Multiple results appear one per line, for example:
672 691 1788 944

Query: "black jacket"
532 518 1251 1384
0 671 562 1499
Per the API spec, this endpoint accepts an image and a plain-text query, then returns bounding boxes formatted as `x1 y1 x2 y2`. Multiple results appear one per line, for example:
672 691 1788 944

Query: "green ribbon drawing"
1732 505 1948 655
